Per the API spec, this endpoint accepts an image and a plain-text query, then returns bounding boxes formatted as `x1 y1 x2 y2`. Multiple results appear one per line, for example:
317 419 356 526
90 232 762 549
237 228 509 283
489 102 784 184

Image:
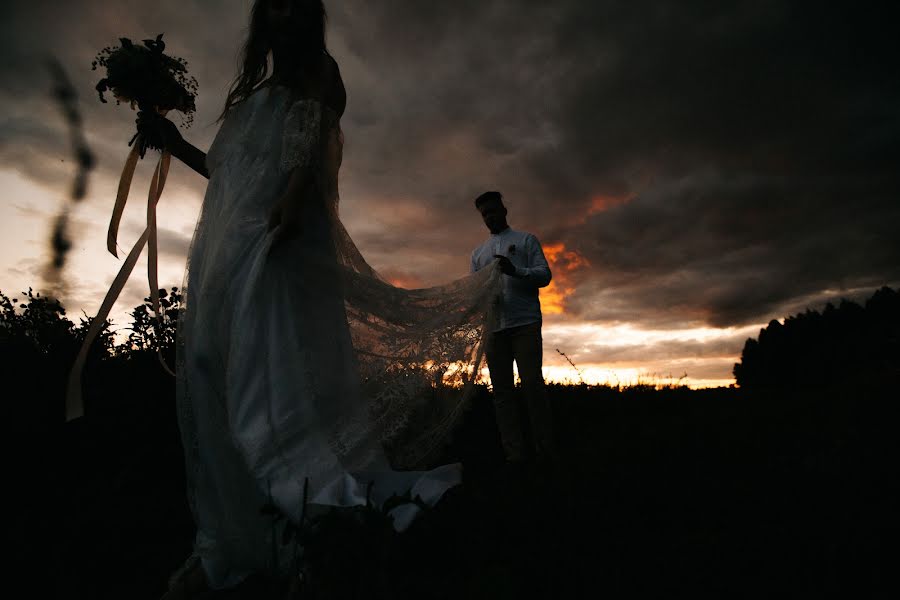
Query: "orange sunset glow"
589 195 628 214
540 242 589 314
382 269 425 290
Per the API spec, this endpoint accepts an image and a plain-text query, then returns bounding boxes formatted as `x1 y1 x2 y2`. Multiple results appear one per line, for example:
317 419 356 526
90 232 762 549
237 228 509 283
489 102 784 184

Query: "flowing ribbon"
66 135 173 421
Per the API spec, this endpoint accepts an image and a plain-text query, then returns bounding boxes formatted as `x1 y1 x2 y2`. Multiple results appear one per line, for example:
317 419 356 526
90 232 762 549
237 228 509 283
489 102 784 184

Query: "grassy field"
24 379 894 599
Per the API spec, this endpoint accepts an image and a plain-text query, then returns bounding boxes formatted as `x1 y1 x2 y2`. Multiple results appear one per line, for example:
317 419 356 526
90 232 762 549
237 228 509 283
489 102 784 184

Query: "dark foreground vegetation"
4 286 897 599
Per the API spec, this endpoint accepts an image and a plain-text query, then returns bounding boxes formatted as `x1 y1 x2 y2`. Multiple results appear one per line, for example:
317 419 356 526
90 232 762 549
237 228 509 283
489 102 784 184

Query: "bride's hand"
128 111 184 159
267 199 302 245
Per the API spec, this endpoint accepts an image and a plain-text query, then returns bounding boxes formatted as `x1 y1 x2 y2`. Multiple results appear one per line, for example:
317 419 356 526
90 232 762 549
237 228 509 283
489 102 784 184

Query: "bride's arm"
133 112 209 179
171 137 210 180
267 156 314 237
269 57 343 239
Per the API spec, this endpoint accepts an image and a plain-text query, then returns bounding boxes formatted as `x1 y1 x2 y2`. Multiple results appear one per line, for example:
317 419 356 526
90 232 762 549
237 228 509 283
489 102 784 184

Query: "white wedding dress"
175 83 500 588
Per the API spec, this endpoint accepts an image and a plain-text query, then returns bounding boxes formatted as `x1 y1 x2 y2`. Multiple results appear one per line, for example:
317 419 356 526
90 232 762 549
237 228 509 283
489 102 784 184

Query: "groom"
470 191 555 468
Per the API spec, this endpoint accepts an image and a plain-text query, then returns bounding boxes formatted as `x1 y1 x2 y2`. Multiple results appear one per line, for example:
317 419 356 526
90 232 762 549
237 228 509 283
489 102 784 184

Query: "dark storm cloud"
544 1 900 326
332 0 900 325
531 1 900 185
568 172 900 327
3 0 899 332
329 0 590 256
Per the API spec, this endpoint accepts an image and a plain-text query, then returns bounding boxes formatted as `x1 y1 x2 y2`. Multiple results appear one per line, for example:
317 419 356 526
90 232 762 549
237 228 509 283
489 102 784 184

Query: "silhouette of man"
470 191 555 467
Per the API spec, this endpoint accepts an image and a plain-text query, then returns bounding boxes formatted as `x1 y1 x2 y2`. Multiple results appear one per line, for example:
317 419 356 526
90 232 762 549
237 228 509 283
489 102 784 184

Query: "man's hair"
474 191 503 209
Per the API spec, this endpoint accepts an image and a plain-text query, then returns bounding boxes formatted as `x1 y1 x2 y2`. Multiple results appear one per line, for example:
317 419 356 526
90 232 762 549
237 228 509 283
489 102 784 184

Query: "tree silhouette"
1 286 181 425
734 286 899 389
124 286 182 354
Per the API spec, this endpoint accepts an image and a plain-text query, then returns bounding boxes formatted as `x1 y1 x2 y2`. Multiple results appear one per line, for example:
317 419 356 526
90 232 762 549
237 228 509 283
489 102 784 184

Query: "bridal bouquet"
93 33 197 156
93 33 197 122
68 34 198 420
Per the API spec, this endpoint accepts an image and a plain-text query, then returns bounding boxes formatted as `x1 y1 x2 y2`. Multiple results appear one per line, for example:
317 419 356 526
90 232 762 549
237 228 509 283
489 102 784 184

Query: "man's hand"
494 254 517 276
128 111 184 159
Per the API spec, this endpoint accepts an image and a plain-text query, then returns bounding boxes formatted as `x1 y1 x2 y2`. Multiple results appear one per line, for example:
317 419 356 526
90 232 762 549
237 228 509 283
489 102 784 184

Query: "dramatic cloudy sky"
2 0 898 386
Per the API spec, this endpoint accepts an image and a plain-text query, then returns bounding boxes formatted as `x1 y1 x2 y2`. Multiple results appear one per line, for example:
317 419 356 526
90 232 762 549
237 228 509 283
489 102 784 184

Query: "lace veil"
311 97 502 470
175 84 502 489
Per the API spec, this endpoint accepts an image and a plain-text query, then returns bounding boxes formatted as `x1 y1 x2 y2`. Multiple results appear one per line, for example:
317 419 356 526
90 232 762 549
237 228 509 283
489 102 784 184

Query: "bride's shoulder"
279 55 346 117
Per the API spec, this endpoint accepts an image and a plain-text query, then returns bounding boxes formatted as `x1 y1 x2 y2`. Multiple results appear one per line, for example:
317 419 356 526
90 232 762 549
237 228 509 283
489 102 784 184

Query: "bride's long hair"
218 0 330 123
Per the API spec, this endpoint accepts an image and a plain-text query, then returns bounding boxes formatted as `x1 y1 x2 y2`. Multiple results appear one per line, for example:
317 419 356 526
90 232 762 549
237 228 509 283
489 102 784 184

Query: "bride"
137 0 500 595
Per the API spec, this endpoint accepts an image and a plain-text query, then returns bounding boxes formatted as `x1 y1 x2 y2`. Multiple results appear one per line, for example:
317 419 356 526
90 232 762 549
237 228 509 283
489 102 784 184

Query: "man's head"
474 191 509 234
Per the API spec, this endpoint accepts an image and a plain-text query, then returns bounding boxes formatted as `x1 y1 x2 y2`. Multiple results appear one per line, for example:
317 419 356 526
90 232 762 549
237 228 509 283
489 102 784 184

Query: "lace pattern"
280 98 338 174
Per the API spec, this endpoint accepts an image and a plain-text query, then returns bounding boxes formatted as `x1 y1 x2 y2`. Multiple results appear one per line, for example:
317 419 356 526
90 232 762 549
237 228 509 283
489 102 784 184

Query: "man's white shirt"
471 227 552 332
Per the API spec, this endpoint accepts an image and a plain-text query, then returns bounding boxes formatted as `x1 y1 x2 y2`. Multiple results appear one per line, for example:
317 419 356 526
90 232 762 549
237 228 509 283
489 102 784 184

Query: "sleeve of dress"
280 97 325 175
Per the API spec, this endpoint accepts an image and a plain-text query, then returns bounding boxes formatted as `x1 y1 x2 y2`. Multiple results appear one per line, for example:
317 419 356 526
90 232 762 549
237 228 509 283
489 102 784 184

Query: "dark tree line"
1 286 181 426
6 283 896 425
734 286 899 390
